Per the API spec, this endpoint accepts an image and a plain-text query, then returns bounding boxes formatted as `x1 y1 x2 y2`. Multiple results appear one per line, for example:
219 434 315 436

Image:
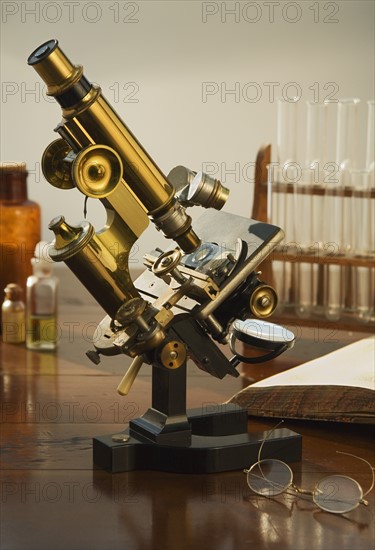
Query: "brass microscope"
28 39 301 473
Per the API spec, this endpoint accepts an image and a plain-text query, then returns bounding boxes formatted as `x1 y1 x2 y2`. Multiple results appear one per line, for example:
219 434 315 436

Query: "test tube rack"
252 144 375 332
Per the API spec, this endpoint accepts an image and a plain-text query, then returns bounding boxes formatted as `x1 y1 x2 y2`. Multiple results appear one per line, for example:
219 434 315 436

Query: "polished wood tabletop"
1 269 374 550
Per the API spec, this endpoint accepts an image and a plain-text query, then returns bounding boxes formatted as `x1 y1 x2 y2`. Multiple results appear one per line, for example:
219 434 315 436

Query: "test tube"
296 102 329 317
305 101 328 174
325 99 360 320
324 175 344 321
336 98 360 175
274 98 299 309
366 100 375 171
267 164 287 311
293 168 314 317
337 98 360 250
277 98 298 167
351 170 372 320
366 100 375 262
362 101 375 321
352 172 372 259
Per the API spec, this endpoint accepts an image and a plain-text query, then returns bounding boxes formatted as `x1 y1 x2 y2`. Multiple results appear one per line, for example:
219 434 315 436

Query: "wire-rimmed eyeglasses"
244 422 374 514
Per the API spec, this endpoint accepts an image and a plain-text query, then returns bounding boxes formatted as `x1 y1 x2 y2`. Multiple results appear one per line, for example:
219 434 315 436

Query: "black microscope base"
93 404 302 473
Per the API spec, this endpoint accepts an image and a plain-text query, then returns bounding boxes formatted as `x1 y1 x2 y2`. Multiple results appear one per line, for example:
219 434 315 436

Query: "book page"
250 336 375 391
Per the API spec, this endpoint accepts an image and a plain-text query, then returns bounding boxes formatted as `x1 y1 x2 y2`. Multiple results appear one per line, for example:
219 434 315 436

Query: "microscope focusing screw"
116 298 149 331
152 248 187 284
161 256 173 267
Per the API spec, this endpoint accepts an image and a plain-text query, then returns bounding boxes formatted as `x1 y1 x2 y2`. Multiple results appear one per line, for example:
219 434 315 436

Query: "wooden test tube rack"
252 144 375 333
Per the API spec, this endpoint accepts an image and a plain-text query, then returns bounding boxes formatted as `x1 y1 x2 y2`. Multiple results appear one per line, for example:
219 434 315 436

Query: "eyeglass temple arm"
336 451 375 498
257 420 285 463
243 421 286 475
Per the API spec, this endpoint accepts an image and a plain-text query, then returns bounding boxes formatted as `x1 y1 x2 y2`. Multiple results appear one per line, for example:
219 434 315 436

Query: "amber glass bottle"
0 163 41 329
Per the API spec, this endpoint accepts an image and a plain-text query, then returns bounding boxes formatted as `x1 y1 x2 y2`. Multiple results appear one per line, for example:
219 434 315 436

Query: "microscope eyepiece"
28 40 92 108
27 39 85 98
27 39 58 65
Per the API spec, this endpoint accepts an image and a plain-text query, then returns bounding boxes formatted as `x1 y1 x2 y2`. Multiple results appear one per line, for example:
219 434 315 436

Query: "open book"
227 337 375 424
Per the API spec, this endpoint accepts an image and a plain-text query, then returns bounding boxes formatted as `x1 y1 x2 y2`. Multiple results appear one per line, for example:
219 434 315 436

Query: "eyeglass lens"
246 459 293 497
312 474 364 514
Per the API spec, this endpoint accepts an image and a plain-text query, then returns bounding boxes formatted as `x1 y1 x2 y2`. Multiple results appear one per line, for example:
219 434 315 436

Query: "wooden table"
1 269 374 550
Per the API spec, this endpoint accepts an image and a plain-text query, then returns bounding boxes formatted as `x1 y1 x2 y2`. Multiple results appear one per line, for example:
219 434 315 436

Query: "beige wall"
1 0 374 262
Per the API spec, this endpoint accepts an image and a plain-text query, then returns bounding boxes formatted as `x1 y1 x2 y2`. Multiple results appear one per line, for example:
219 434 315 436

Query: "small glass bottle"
26 242 58 351
0 163 41 329
2 283 26 344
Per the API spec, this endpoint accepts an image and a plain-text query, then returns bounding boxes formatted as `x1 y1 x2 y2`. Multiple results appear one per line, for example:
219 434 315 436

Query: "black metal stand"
93 357 302 473
94 404 301 473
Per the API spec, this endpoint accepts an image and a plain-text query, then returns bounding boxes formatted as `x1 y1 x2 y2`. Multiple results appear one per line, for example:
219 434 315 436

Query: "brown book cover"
227 337 375 424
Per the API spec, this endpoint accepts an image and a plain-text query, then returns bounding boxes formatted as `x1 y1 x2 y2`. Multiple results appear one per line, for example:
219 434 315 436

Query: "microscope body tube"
28 39 200 254
59 92 174 216
48 215 140 319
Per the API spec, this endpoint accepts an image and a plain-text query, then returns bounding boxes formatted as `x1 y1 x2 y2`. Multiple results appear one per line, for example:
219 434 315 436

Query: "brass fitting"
249 284 278 318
